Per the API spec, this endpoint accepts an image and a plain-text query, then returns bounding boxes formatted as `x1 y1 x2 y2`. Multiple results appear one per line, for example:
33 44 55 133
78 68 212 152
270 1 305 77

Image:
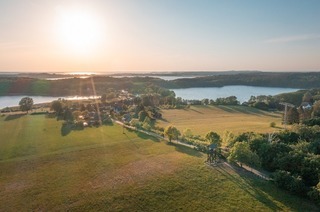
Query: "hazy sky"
0 0 319 72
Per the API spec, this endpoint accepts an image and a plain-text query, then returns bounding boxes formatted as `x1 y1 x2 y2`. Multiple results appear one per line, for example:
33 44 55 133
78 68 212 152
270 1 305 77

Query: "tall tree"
138 110 148 122
287 107 300 124
312 101 320 118
202 98 209 105
51 100 63 114
183 128 193 138
302 91 313 103
100 94 107 103
205 131 221 147
164 125 180 142
228 142 260 167
19 97 33 113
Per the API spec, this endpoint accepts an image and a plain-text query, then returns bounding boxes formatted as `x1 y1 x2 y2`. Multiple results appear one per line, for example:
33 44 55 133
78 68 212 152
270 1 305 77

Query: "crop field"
0 114 317 211
157 105 284 136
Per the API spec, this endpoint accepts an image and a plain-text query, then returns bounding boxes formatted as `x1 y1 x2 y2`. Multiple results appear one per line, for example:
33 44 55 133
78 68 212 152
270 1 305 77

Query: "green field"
0 114 317 211
157 105 284 136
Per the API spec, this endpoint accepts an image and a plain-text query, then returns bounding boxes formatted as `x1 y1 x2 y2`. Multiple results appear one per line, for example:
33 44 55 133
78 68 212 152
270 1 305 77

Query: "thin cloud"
265 34 320 44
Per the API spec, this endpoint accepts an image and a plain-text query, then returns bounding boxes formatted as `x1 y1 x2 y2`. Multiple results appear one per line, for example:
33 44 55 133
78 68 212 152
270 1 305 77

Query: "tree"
202 98 209 105
176 97 183 107
63 107 73 121
51 100 63 114
312 101 320 118
302 91 313 103
272 170 307 195
72 110 82 121
183 128 193 138
79 103 86 111
225 96 239 105
253 101 269 110
138 110 148 122
205 131 221 147
308 182 320 204
142 116 154 130
222 130 235 147
101 94 107 103
228 142 260 167
287 107 299 124
164 125 180 142
19 97 33 113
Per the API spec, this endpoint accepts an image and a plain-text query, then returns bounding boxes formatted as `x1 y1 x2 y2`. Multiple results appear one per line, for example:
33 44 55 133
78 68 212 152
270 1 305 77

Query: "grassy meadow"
157 105 284 136
0 114 318 211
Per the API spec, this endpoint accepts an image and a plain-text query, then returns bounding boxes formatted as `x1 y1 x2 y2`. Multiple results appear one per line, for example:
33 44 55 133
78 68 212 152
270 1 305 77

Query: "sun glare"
54 7 104 55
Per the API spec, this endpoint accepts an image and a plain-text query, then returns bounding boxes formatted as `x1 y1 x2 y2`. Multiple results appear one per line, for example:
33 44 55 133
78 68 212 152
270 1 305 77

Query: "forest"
1 71 320 97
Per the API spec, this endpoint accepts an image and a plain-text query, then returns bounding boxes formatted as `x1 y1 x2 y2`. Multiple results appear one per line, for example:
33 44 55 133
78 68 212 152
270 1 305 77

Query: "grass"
0 114 318 211
157 105 284 136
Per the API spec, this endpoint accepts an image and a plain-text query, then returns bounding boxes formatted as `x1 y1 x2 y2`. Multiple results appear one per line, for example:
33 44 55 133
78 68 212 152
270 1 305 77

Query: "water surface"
172 86 299 103
0 96 99 109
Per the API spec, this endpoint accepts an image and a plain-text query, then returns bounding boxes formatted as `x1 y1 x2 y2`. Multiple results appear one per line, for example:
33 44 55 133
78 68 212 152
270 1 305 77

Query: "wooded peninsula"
0 71 320 97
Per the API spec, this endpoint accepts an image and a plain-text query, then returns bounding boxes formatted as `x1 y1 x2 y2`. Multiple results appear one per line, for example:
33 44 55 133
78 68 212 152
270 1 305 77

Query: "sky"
0 0 320 73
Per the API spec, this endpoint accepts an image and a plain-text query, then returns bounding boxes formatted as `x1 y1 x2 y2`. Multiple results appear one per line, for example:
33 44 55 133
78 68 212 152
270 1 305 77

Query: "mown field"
157 105 284 136
0 114 317 211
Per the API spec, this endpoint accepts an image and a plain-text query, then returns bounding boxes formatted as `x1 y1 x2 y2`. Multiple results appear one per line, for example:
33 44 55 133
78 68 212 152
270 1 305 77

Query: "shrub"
74 121 84 130
270 122 276 128
307 183 320 204
130 119 142 129
272 170 307 195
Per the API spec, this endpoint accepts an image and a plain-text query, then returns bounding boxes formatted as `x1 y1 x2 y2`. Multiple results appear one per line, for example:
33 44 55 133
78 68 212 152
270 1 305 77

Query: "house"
301 102 312 110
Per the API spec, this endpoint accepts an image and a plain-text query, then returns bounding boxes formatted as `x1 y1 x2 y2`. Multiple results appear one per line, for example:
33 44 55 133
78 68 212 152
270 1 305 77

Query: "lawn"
0 114 317 211
157 105 284 136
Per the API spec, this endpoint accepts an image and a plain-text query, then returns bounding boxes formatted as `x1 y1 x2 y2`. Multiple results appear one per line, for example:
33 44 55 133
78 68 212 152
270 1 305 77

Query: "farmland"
0 114 317 211
157 105 284 136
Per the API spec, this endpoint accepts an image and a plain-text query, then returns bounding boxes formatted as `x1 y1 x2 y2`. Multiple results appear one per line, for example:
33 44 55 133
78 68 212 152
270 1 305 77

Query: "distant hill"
109 70 262 77
0 71 320 96
163 72 320 89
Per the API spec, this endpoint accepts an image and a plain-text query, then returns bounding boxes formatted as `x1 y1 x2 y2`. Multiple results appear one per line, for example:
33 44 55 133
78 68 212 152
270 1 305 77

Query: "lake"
110 75 197 80
0 96 99 109
0 86 299 109
172 86 299 103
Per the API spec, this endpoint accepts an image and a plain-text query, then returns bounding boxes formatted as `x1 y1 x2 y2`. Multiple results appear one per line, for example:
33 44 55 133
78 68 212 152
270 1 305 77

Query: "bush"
74 121 84 130
180 136 209 153
142 122 152 131
307 183 320 204
130 119 142 129
102 117 113 125
270 122 276 128
303 118 320 126
154 126 164 132
30 111 48 115
272 170 307 195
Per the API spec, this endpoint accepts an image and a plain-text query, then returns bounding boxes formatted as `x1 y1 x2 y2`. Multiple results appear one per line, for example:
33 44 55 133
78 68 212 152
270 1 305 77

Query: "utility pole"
279 102 295 129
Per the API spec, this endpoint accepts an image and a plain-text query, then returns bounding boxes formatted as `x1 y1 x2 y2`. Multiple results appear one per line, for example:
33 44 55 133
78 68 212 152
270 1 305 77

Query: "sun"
54 7 104 55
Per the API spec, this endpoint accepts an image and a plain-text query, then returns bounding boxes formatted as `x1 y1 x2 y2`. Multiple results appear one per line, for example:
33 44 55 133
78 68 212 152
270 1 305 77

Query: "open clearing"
157 105 284 136
0 114 317 211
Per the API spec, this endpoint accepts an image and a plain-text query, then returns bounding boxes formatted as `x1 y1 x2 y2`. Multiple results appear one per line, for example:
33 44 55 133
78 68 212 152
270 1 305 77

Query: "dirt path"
114 120 195 148
207 161 271 181
241 164 271 180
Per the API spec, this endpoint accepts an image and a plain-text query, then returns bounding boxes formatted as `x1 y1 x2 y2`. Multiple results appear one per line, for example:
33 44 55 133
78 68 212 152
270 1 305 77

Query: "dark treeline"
0 76 166 96
1 72 320 96
224 126 320 205
166 72 320 89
